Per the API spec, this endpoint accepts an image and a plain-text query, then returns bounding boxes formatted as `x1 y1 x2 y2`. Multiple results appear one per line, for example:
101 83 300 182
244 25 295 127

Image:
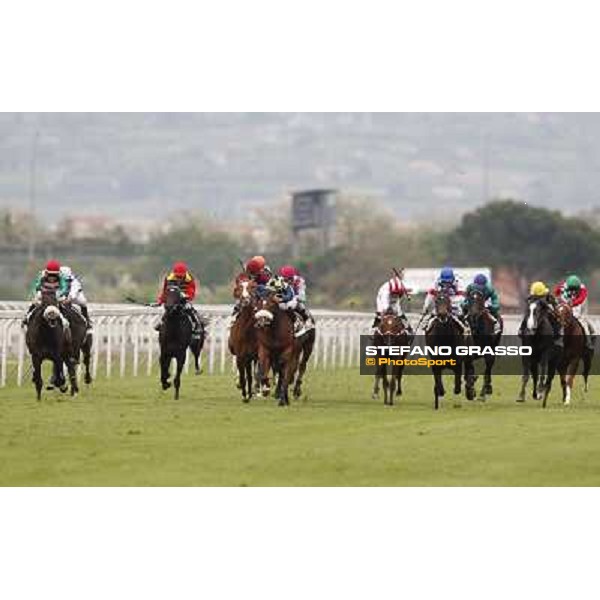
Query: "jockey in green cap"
553 275 595 350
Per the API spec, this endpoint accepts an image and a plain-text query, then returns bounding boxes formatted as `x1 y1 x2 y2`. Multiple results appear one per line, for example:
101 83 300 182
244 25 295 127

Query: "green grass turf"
1 369 600 486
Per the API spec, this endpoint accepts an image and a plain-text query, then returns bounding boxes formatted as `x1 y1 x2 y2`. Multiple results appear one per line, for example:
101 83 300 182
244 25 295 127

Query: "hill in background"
1 113 600 224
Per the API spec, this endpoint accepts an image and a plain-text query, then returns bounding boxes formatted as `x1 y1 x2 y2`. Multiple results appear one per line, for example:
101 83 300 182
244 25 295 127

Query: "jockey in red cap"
22 260 70 327
155 262 203 338
231 255 272 320
373 270 413 335
245 255 271 285
278 264 314 337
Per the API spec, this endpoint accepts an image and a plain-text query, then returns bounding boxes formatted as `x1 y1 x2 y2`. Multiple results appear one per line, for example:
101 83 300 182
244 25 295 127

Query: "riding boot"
549 314 564 347
231 303 241 323
22 303 36 328
80 305 93 333
154 313 165 333
296 302 314 331
192 312 203 340
372 313 382 329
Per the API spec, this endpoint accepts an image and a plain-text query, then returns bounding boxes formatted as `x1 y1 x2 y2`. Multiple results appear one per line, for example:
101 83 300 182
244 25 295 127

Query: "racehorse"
517 298 561 406
228 275 258 402
372 311 410 405
254 291 299 406
424 293 474 410
464 288 501 401
25 289 74 400
555 302 592 406
158 285 198 399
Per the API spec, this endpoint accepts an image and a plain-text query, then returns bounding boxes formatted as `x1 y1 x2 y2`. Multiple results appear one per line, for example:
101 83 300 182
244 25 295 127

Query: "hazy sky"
1 113 599 224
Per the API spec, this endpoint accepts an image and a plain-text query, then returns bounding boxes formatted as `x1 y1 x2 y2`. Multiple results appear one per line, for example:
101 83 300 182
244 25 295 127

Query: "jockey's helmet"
530 281 549 296
45 260 61 274
173 262 188 277
278 265 297 279
440 267 455 284
566 275 582 291
246 255 266 275
59 266 73 279
388 277 403 296
473 273 488 287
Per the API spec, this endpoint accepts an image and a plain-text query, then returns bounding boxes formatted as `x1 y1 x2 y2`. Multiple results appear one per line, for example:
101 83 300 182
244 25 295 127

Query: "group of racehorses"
24 281 593 410
25 277 315 407
228 274 315 406
372 288 594 410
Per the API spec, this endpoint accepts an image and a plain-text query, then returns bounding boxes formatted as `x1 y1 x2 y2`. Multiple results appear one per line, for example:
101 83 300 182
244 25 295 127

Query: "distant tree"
144 217 244 289
449 200 600 296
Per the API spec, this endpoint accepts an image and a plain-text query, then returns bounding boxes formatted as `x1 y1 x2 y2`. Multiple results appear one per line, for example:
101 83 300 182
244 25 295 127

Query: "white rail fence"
0 302 594 388
0 303 375 387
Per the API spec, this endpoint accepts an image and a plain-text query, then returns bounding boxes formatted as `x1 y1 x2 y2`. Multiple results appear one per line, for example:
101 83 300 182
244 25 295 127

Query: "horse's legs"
463 360 475 400
433 368 444 410
531 361 540 400
482 356 494 398
66 357 79 396
245 358 254 400
237 356 248 403
454 363 463 396
518 356 530 402
293 350 309 399
190 338 202 375
279 350 298 407
258 347 271 397
583 349 593 393
388 370 396 405
173 352 186 400
396 367 403 397
160 353 171 390
83 342 92 384
382 367 390 405
542 355 558 408
564 360 579 406
32 356 43 401
372 373 381 400
54 356 67 392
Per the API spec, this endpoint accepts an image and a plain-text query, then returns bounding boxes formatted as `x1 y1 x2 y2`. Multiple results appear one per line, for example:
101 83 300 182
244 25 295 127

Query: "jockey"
278 265 315 335
519 280 562 345
155 261 203 339
421 267 468 335
60 265 92 333
231 255 272 320
373 272 413 335
265 275 309 337
245 255 272 288
22 259 70 327
553 275 595 350
461 273 502 334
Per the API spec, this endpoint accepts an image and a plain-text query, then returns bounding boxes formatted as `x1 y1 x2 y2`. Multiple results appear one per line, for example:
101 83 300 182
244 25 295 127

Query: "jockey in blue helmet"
421 267 468 334
461 273 502 333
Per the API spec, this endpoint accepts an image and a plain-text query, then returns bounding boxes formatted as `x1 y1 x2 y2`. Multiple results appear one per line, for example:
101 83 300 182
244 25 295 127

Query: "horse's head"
253 293 280 329
42 305 62 328
435 293 452 320
525 299 547 334
40 288 59 307
164 285 185 314
378 311 406 337
468 289 486 317
233 275 257 307
556 302 574 327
